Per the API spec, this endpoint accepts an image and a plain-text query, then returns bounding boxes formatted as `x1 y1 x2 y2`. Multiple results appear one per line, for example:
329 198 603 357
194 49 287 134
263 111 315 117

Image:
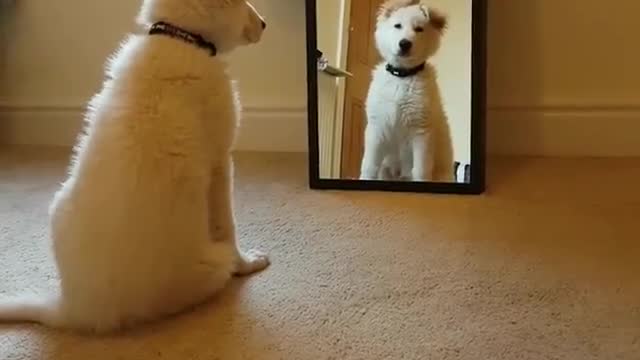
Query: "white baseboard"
487 105 640 157
2 102 639 157
0 105 81 146
0 104 308 152
235 107 308 152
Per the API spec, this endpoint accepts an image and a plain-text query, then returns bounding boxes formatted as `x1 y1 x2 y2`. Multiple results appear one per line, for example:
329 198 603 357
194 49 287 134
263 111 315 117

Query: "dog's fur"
0 0 269 334
360 0 454 182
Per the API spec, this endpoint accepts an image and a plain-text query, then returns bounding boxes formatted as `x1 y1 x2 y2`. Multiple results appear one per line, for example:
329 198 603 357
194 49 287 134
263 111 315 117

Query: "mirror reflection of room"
316 0 472 183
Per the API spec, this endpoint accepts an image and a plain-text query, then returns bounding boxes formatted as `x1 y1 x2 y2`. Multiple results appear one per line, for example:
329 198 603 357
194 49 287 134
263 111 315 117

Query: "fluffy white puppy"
360 0 454 182
0 0 269 334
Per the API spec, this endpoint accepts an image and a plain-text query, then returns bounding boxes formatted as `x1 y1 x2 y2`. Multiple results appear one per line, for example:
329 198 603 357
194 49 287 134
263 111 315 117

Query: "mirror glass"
315 0 474 184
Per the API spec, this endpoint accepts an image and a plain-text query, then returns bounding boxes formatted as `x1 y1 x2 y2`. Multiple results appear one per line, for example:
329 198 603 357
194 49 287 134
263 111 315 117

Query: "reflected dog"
360 0 454 182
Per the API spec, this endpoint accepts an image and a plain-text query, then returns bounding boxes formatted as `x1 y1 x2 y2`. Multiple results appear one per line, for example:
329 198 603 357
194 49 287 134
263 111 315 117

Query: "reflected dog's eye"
394 23 402 29
415 26 424 32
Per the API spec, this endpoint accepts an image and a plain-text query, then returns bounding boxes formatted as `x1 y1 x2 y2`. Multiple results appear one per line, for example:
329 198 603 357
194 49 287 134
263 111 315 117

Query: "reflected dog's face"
375 0 447 68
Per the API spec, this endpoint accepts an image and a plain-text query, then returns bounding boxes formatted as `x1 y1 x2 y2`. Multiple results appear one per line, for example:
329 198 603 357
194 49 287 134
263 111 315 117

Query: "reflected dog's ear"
426 7 447 32
377 0 420 21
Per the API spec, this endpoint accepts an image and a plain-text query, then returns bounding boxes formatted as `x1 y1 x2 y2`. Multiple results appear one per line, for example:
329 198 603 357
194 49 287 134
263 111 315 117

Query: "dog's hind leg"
186 241 235 299
154 241 236 321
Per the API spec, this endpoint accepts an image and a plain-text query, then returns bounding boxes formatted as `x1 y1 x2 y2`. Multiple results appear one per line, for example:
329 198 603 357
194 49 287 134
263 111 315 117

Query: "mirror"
306 0 486 194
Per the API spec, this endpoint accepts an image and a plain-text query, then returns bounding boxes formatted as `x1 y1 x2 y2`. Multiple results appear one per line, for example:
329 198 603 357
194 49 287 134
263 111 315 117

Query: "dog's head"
138 0 266 53
375 0 446 67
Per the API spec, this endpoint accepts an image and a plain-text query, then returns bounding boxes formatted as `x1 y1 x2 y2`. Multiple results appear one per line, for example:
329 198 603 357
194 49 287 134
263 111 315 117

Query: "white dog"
0 0 269 334
360 0 454 182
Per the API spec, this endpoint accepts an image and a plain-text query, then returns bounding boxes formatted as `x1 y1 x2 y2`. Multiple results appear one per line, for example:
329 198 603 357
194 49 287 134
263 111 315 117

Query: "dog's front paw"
233 249 270 276
411 168 433 182
359 170 378 181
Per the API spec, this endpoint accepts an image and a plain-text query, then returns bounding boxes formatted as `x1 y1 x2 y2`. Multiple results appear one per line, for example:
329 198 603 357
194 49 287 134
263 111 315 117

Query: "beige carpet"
0 145 639 360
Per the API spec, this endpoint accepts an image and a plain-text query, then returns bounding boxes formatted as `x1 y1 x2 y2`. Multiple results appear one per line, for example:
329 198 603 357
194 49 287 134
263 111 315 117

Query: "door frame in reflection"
306 0 487 194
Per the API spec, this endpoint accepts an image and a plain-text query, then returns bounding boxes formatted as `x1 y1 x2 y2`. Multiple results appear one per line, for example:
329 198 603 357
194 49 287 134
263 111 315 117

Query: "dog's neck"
385 62 426 78
148 21 217 57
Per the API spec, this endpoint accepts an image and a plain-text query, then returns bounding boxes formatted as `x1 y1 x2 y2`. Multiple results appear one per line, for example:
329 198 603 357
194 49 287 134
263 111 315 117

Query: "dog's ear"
427 7 447 32
378 0 420 21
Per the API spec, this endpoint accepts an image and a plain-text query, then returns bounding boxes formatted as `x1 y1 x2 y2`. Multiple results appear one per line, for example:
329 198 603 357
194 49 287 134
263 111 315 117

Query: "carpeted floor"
0 145 639 360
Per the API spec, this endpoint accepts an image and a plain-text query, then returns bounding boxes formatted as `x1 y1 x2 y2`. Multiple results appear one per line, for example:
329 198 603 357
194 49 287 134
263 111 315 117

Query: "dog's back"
47 30 238 333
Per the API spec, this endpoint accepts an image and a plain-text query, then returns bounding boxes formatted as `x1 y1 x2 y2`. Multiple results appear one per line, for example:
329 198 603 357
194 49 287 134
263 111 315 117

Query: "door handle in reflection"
319 65 353 78
317 49 352 78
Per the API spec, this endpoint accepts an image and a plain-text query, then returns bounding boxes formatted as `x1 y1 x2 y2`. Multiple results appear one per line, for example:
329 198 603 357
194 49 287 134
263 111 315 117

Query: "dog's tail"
0 294 63 327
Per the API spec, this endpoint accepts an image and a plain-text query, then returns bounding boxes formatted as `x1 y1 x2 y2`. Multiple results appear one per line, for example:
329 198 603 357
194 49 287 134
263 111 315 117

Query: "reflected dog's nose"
261 20 267 29
399 39 412 54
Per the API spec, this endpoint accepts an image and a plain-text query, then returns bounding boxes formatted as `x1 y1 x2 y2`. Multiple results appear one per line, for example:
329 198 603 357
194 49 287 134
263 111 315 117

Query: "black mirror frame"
305 0 487 195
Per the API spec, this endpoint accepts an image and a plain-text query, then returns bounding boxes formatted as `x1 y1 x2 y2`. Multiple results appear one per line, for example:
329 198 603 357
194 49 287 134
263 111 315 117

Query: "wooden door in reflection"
340 0 384 179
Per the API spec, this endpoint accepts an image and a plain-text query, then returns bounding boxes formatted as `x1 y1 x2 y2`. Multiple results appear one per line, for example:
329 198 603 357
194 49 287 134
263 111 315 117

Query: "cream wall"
0 0 308 151
429 0 472 163
316 0 343 66
487 0 640 156
2 0 640 156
